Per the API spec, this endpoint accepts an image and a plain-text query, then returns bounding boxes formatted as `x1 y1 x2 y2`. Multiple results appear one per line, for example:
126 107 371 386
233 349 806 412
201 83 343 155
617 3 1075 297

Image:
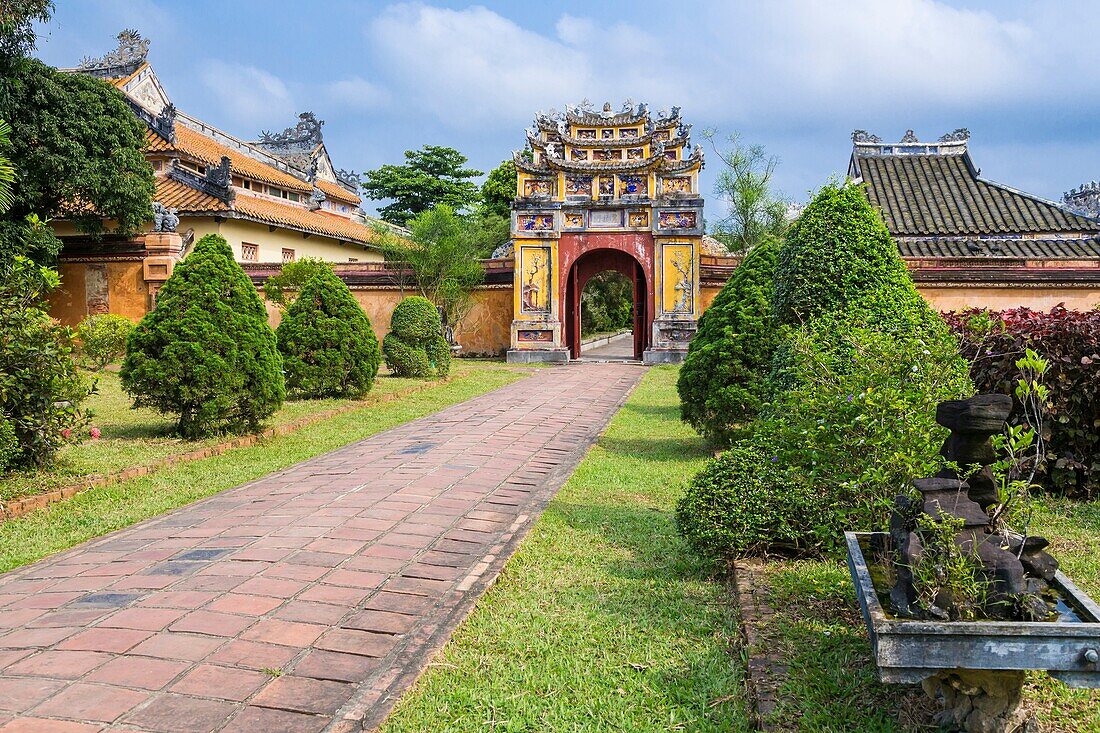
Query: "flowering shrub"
945 305 1100 498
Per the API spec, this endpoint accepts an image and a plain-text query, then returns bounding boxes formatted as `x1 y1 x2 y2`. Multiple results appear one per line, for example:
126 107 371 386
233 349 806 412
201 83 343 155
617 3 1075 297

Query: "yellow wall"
916 286 1100 313
48 261 149 327
179 218 382 264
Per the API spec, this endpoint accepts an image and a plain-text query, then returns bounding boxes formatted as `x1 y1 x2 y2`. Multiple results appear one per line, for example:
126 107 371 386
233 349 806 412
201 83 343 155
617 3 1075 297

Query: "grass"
0 360 528 573
379 365 748 733
0 360 497 503
748 495 1100 732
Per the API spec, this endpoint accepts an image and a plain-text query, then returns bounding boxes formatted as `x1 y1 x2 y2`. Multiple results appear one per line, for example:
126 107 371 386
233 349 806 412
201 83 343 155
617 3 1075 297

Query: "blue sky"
33 1 1100 217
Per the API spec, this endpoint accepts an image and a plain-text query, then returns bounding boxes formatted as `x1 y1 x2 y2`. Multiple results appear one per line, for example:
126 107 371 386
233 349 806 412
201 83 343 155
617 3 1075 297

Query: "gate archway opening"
564 247 649 360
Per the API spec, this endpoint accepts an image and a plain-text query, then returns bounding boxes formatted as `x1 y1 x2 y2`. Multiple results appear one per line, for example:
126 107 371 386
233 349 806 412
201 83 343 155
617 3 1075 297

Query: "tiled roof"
145 127 313 194
154 177 227 213
232 194 379 245
315 179 361 206
898 237 1100 259
855 153 1100 236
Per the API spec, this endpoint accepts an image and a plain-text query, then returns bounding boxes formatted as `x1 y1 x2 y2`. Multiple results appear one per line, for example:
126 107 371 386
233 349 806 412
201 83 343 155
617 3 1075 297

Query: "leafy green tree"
0 222 92 467
0 120 13 213
464 210 510 259
581 271 633 337
362 145 482 226
0 59 154 245
122 234 284 438
262 257 333 311
276 266 381 398
480 158 516 218
0 0 52 62
76 313 134 370
677 236 779 446
375 205 484 340
704 131 788 253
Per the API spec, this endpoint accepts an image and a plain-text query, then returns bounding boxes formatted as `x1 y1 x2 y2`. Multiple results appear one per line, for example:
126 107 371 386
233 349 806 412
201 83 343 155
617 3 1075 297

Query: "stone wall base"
506 349 569 364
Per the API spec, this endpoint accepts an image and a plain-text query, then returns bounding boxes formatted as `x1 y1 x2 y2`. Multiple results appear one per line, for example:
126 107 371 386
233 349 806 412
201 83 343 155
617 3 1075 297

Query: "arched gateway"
506 101 705 364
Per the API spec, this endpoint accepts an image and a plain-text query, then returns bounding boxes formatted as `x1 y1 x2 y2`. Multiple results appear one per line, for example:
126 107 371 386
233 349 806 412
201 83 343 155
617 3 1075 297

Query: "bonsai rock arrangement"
885 394 1067 732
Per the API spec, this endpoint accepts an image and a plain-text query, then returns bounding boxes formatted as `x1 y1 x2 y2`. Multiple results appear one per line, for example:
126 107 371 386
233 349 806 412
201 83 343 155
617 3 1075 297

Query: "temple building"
49 31 391 326
849 129 1100 311
507 101 705 362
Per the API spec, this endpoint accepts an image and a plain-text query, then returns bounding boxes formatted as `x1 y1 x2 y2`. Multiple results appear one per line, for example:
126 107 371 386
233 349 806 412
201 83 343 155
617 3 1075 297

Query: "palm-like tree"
0 119 14 213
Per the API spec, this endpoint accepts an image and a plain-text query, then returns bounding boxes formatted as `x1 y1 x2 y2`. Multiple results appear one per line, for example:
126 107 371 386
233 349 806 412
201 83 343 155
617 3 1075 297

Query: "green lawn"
749 496 1100 732
0 360 498 503
0 360 528 572
380 366 748 733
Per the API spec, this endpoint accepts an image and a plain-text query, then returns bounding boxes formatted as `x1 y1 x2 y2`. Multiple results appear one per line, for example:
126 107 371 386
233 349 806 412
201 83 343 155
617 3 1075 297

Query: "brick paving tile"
0 678 67 713
204 593 284 616
239 619 325 648
273 601 348 626
168 610 255 637
251 675 354 715
118 692 237 732
128 633 224 662
224 706 329 733
169 663 268 701
6 651 111 680
29 682 147 723
85 656 189 690
55 627 151 653
292 650 380 683
0 364 641 728
204 640 298 671
0 719 103 732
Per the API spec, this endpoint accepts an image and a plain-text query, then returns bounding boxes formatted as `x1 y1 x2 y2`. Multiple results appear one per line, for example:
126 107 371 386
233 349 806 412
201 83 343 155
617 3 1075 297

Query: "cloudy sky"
33 0 1100 217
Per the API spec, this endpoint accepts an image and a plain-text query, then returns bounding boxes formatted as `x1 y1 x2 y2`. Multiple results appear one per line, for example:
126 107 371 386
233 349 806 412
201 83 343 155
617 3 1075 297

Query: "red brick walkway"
0 363 643 732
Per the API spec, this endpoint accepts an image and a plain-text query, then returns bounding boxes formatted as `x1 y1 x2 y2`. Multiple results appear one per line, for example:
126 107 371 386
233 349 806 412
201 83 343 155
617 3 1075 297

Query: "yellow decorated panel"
515 242 555 318
661 242 696 315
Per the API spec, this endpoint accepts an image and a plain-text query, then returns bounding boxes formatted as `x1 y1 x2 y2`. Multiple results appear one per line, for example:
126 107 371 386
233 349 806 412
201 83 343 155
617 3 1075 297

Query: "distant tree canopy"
362 145 482 227
479 158 517 219
705 131 788 254
0 58 154 260
374 204 484 338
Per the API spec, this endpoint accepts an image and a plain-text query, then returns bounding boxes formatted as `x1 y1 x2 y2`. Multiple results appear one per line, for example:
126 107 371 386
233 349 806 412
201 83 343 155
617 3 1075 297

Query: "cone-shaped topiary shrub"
677 182 974 561
382 296 451 378
677 235 779 446
276 267 381 398
121 234 284 438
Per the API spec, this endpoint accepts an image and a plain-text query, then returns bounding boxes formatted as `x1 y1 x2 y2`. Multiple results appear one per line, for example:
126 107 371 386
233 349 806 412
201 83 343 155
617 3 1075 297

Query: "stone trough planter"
846 531 1100 730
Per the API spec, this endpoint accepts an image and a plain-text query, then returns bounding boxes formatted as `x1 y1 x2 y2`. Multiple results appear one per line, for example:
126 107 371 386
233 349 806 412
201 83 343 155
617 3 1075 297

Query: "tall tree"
705 130 788 253
0 58 154 249
374 205 484 340
479 158 517 218
362 145 481 226
0 120 13 213
0 0 52 63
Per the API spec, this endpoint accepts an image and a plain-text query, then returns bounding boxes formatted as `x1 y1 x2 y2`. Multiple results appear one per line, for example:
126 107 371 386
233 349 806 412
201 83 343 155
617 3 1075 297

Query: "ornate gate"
505 101 705 364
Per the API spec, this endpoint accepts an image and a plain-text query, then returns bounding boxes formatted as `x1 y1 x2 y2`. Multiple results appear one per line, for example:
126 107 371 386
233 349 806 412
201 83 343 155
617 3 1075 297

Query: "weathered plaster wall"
456 288 514 356
699 285 723 314
916 286 1100 312
48 261 149 327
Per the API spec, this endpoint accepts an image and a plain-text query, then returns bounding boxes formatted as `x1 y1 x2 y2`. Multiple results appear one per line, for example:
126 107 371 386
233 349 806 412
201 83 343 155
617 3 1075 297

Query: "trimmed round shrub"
677 442 816 559
382 296 451 378
678 236 779 446
76 313 134 369
121 234 284 438
276 268 381 398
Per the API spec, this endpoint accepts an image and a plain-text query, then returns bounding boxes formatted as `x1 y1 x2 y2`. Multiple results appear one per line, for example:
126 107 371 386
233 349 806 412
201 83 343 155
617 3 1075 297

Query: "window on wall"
282 248 295 263
241 243 258 262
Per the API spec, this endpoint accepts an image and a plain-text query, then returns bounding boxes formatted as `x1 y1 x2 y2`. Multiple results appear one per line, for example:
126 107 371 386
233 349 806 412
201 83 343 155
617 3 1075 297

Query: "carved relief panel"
661 243 695 315
519 245 553 315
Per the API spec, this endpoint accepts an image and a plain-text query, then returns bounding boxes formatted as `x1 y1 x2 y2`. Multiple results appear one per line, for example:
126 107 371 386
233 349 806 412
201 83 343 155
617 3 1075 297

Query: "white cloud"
555 14 594 46
198 60 296 129
325 77 393 111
